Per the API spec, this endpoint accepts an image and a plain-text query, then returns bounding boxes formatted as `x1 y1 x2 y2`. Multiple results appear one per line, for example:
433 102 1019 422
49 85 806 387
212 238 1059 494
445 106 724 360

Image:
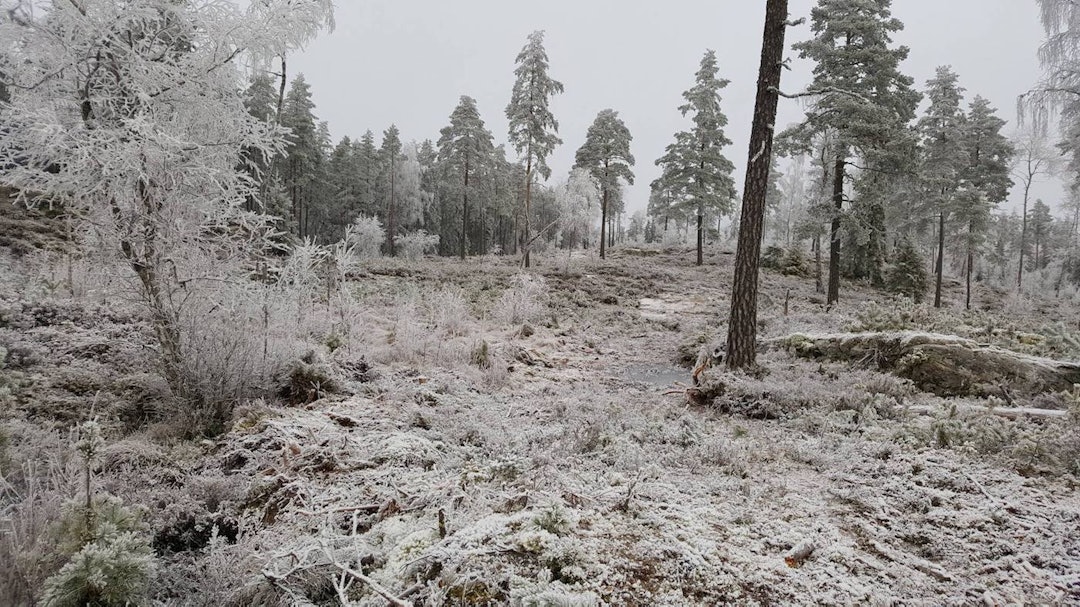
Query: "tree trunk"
696 209 704 266
827 153 844 307
965 247 973 310
725 0 789 371
600 186 608 260
1018 180 1031 288
934 210 944 308
461 158 469 260
813 234 823 294
387 155 397 256
524 154 532 267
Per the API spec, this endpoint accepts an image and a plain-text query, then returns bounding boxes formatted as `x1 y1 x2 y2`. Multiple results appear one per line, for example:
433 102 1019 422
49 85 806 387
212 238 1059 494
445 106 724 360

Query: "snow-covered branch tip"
771 86 872 103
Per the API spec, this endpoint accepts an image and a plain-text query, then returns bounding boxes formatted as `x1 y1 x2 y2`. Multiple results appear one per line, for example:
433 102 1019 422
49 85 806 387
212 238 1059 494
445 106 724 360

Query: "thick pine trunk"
934 210 945 308
827 154 844 307
725 0 789 370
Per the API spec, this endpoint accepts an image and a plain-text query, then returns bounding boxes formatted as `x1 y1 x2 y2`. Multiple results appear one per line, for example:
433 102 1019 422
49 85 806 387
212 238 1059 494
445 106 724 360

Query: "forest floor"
2 235 1080 605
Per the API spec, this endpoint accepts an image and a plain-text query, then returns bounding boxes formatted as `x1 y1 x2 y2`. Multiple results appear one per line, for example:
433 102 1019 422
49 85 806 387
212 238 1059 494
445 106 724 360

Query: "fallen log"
776 331 1080 398
903 404 1067 421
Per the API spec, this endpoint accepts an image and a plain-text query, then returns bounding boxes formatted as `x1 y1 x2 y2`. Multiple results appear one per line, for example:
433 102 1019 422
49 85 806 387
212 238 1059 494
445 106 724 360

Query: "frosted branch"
771 86 873 104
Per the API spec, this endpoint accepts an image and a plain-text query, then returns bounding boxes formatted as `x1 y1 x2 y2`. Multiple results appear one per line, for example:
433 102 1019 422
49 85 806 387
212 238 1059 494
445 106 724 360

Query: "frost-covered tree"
573 109 635 260
0 0 334 398
280 74 324 239
782 0 920 306
653 50 736 266
396 142 429 233
916 66 967 308
1012 125 1060 288
1029 199 1055 271
378 125 404 256
957 96 1014 308
555 168 600 250
438 96 495 259
506 30 564 267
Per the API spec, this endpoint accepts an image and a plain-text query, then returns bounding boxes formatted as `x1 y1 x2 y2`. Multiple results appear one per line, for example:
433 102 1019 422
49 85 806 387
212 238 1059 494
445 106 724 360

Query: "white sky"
290 0 1060 216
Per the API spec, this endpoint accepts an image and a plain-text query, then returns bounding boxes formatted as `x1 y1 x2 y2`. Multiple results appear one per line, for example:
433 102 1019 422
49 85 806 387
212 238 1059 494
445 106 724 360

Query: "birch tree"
1011 126 1059 288
0 0 334 400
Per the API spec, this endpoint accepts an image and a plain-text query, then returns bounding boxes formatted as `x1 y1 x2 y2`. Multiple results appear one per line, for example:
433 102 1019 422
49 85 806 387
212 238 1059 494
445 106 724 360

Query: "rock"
778 331 1080 398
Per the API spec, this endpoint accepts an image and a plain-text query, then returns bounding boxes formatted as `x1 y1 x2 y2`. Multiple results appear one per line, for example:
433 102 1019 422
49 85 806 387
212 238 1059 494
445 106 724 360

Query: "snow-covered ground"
2 246 1078 605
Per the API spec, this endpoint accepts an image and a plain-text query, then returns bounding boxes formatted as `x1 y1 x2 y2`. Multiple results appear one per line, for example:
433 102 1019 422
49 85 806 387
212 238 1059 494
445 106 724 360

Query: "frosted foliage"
493 274 549 325
348 216 386 260
555 168 600 246
0 0 334 217
398 230 440 262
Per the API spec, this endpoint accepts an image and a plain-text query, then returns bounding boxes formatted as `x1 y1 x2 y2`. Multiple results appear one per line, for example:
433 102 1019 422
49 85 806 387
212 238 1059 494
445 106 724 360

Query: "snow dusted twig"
331 563 411 607
771 86 873 103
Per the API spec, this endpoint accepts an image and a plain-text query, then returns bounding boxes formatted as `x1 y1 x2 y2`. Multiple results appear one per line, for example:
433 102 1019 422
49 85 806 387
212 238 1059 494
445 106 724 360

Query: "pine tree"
957 96 1014 308
782 0 920 306
506 30 564 268
916 66 967 308
378 125 404 256
573 109 635 260
437 96 495 259
725 0 793 370
653 50 736 266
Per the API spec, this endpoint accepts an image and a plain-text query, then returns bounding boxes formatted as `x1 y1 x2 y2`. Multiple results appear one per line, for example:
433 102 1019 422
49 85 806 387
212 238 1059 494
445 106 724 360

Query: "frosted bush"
398 229 440 261
347 216 385 260
428 286 472 336
493 274 549 325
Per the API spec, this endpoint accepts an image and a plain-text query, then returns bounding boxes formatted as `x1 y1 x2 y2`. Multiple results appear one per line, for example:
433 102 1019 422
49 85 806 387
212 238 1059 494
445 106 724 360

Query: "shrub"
38 422 157 606
398 230 440 261
762 245 811 277
493 274 549 326
885 238 929 303
347 216 385 260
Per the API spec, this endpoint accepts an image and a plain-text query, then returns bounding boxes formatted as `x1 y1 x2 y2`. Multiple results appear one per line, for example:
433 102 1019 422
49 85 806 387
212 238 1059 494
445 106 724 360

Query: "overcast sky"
289 0 1058 216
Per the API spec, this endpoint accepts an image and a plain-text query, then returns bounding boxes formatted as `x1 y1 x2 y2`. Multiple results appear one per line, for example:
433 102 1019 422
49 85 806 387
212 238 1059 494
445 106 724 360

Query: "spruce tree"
378 125 404 256
653 50 736 266
437 96 495 259
280 74 322 239
886 238 929 303
573 109 635 260
506 31 564 268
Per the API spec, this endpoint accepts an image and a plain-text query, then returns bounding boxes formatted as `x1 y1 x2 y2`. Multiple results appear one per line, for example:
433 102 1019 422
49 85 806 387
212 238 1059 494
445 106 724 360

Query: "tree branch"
772 86 873 104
